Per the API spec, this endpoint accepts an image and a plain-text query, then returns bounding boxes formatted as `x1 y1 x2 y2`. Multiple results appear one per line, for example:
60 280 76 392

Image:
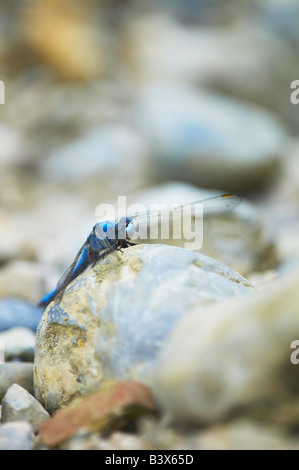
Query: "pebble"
34 244 252 413
0 421 34 450
40 125 150 185
0 363 34 401
0 260 47 303
38 381 155 448
0 327 35 362
0 298 43 332
1 384 49 429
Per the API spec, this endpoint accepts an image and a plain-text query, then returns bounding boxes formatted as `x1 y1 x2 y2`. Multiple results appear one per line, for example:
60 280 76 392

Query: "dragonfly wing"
51 241 117 302
173 193 241 216
125 193 241 242
56 244 89 291
127 194 240 221
39 242 91 307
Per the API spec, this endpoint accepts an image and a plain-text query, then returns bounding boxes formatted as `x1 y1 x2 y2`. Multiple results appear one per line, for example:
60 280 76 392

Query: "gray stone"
0 363 34 401
258 0 299 47
0 421 34 450
0 299 43 332
133 82 288 191
41 125 150 184
154 270 299 425
0 260 48 303
0 327 35 362
1 384 49 429
127 15 298 129
34 244 252 413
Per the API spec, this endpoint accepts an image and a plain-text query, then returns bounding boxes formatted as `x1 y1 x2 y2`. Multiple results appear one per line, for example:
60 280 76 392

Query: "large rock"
132 82 288 192
34 244 252 413
154 270 299 425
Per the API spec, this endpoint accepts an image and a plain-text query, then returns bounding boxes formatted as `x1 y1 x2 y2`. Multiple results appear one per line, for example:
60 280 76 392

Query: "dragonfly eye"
125 222 135 239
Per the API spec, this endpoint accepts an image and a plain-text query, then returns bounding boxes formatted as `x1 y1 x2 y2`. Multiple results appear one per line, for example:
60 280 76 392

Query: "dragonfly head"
94 220 117 241
116 216 135 241
95 217 135 242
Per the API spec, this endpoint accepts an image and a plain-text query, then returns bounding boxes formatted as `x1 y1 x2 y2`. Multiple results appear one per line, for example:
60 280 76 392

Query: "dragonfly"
39 193 241 307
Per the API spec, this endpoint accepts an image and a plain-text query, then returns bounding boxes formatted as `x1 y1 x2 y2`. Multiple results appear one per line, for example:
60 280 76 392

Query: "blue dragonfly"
39 193 240 307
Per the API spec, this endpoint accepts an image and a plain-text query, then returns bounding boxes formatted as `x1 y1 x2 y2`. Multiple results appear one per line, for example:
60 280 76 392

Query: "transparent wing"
53 242 90 299
55 242 116 297
126 193 241 223
125 193 241 242
173 193 241 216
39 241 90 306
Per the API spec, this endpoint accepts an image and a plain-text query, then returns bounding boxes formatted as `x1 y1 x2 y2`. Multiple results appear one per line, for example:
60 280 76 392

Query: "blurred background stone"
40 124 150 186
0 327 35 362
132 82 288 192
20 0 109 82
125 14 298 130
0 122 29 166
0 421 34 450
0 299 43 332
0 363 34 401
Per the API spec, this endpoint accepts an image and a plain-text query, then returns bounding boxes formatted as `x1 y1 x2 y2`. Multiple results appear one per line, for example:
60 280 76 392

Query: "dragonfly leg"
125 241 135 246
91 247 115 268
114 240 135 254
